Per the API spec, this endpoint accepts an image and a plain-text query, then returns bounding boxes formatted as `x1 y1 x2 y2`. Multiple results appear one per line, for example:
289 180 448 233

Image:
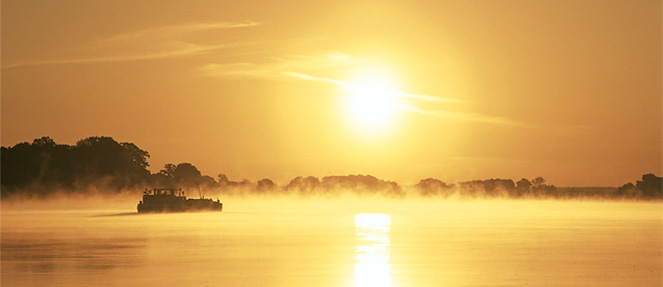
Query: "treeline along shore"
2 136 661 199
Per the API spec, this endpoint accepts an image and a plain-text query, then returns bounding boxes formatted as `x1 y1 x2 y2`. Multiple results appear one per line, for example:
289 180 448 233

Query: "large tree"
1 136 151 194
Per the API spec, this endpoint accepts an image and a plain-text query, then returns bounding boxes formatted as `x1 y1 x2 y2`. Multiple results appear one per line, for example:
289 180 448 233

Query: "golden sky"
2 0 661 186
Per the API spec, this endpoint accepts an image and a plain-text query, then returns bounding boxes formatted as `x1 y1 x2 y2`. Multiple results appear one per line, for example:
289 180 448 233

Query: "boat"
137 188 223 213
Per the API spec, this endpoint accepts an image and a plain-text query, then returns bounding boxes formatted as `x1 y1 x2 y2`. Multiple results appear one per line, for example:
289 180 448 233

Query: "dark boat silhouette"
137 188 223 213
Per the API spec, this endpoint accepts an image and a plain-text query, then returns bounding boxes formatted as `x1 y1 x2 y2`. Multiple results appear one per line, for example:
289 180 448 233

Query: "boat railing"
144 188 184 196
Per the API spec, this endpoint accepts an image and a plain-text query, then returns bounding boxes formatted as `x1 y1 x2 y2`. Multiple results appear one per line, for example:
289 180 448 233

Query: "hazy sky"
2 0 661 186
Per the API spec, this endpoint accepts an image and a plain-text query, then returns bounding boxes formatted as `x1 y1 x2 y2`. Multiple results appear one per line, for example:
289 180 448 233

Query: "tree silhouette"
73 136 150 188
160 164 176 177
286 176 321 195
2 136 661 200
257 178 277 192
1 136 150 195
515 178 532 197
172 163 202 187
532 177 546 188
636 174 662 198
414 178 453 196
617 182 637 197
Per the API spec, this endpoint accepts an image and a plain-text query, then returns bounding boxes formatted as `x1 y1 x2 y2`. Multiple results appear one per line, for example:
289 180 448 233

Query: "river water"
1 198 661 286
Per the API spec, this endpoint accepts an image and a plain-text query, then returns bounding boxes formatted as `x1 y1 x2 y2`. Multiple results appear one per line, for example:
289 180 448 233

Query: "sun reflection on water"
355 213 391 287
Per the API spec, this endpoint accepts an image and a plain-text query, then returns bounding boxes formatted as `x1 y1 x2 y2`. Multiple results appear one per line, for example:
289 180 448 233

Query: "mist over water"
2 196 661 287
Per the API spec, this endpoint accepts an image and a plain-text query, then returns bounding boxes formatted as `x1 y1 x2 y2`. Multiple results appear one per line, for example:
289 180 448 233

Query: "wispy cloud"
401 106 526 126
92 21 260 45
3 43 237 69
201 52 359 78
2 21 260 69
282 72 521 126
282 71 462 104
203 52 522 126
281 71 348 86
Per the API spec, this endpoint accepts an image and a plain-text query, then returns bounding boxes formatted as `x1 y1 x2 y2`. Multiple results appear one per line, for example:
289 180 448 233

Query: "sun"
344 71 401 130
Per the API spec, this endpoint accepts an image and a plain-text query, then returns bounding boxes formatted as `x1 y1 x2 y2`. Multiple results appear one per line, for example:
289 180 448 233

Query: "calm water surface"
2 199 661 286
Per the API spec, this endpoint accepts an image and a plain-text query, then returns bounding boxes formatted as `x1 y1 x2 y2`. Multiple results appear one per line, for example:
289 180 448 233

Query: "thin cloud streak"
281 72 348 87
2 21 260 69
283 71 461 103
3 43 237 69
283 71 524 126
403 105 526 126
201 52 360 78
92 21 260 45
203 54 521 126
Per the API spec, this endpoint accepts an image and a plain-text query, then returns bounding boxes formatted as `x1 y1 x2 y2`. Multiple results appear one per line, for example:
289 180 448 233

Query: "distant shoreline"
2 136 661 200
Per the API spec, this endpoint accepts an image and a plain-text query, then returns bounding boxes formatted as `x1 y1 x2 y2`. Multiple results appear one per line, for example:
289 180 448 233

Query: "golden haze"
1 0 661 186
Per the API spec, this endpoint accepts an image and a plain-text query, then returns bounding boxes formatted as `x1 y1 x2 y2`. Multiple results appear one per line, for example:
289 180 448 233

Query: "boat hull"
137 200 223 213
137 188 223 213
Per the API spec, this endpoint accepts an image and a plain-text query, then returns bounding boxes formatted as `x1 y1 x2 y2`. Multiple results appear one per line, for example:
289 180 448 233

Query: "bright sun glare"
345 71 400 130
